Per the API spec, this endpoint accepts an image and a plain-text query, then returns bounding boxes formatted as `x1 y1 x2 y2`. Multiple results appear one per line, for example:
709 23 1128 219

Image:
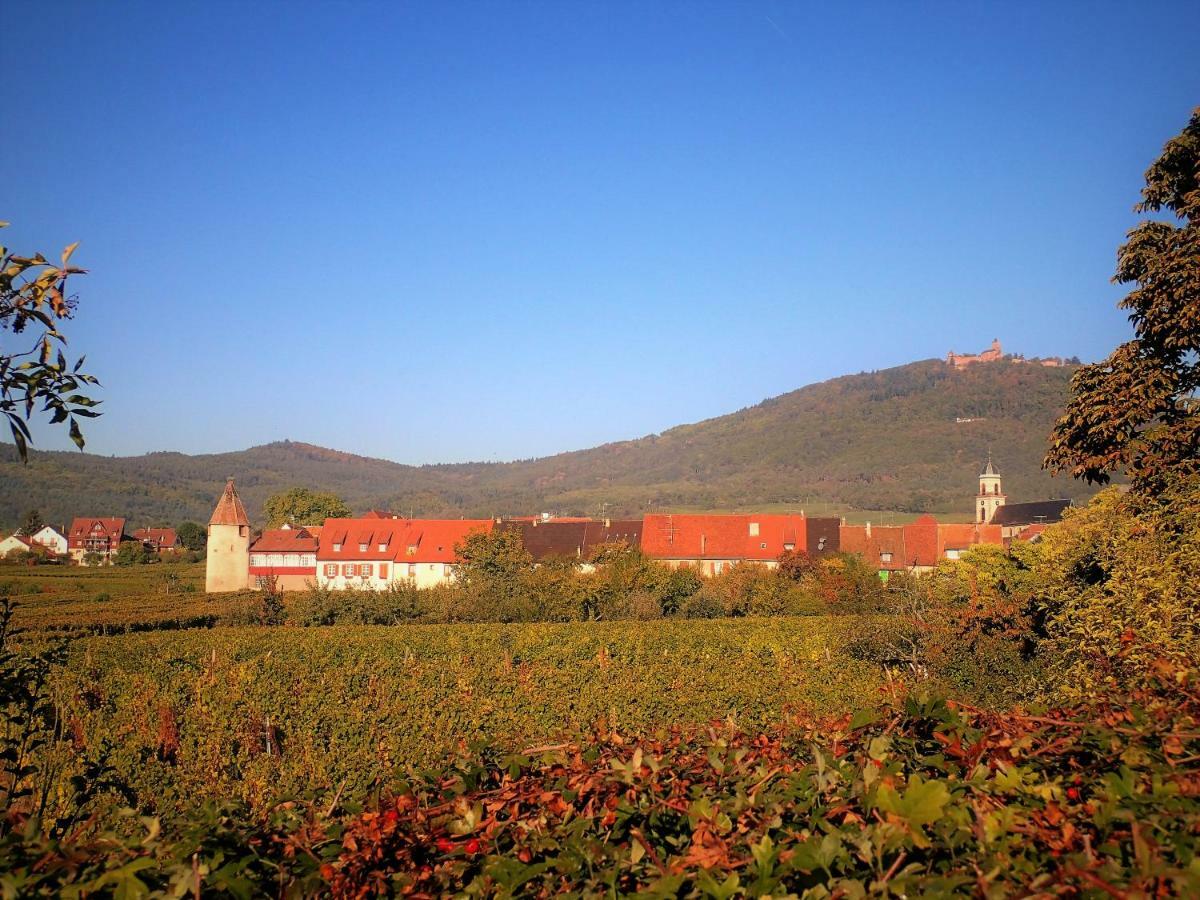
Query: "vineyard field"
48 617 891 815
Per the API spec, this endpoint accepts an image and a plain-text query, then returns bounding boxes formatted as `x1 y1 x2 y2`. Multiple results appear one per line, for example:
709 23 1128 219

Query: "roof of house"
250 527 320 553
990 499 1071 526
32 525 65 540
209 480 250 527
317 518 494 563
68 517 126 544
1014 523 1048 543
133 527 177 546
641 514 807 561
1 534 34 549
497 519 643 561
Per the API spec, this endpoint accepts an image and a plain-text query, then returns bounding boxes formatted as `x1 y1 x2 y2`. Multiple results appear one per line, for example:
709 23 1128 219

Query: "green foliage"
0 222 100 462
1032 476 1200 699
1047 107 1200 490
8 659 1199 896
112 540 154 567
40 618 886 815
175 521 206 551
17 509 42 536
262 486 350 528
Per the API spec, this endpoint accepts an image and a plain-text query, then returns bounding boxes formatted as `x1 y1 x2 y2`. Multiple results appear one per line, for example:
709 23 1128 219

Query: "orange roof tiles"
251 527 320 554
641 514 807 561
209 479 250 527
316 518 493 563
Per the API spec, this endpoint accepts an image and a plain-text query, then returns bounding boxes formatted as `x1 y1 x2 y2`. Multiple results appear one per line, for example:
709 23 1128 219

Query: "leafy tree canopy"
0 222 100 461
262 487 350 529
1046 108 1200 490
175 521 206 551
18 509 42 537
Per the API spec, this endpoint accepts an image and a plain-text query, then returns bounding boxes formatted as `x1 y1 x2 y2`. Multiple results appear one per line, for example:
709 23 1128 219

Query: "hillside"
0 359 1094 528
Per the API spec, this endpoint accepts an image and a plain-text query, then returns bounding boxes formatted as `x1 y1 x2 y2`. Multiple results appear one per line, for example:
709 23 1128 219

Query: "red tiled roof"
902 517 940 568
316 518 493 563
209 480 250 527
133 527 177 547
250 527 320 553
641 514 807 561
68 517 126 549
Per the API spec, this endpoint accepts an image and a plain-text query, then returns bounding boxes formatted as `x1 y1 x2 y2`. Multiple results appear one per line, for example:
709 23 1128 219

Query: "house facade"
315 518 494 590
68 517 127 564
31 525 68 556
249 526 319 590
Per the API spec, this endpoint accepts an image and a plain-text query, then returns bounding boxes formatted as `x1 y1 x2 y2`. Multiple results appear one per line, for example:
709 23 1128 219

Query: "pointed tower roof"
209 478 250 527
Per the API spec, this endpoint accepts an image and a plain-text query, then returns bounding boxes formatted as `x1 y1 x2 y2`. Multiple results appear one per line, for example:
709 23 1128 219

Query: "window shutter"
379 564 388 579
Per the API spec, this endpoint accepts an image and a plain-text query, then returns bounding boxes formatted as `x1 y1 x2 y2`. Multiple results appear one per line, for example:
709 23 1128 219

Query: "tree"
18 509 42 537
176 521 206 551
1045 108 1200 492
262 488 350 529
1 222 100 461
113 541 153 567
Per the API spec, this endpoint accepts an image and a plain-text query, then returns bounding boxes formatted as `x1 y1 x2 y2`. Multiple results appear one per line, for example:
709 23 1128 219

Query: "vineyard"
49 617 890 816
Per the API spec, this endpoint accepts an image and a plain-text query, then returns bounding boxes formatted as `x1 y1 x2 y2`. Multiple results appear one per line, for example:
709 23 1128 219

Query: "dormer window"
378 543 388 552
333 542 342 552
359 542 368 552
783 542 795 551
749 522 760 537
879 551 893 563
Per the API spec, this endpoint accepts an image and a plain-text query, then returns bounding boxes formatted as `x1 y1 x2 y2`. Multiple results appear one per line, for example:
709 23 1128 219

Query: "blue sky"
5 1 1198 463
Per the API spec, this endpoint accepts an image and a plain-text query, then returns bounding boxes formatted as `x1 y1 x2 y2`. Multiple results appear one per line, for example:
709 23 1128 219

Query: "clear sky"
5 1 1198 463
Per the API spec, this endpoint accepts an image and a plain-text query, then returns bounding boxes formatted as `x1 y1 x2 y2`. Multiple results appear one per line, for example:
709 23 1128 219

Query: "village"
1 456 1070 591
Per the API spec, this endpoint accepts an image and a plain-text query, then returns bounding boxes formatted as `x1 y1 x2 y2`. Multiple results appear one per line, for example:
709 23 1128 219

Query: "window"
408 564 416 577
879 552 893 563
359 542 368 552
324 564 338 577
343 564 356 577
333 542 342 552
945 549 961 560
749 522 759 537
301 554 315 567
360 563 373 577
250 554 264 567
760 542 767 550
783 542 795 552
378 564 388 579
378 543 387 552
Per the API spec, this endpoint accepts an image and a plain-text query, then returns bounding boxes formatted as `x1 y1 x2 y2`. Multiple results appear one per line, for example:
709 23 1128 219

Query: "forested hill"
0 359 1094 528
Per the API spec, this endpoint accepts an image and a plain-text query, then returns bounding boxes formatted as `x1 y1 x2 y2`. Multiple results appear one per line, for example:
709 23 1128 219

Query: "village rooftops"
641 514 809 561
68 517 126 549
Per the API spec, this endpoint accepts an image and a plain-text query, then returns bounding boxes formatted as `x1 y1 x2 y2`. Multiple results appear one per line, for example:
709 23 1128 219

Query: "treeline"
0 359 1089 526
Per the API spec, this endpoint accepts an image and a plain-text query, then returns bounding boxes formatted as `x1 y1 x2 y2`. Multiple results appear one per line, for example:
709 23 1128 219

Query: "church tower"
206 478 250 592
976 457 1006 524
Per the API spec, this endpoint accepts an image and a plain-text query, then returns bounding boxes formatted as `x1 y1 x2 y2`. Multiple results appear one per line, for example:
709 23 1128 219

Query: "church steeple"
977 455 1006 524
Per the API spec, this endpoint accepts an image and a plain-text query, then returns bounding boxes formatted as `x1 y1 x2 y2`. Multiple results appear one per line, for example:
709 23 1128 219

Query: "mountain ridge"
0 358 1093 528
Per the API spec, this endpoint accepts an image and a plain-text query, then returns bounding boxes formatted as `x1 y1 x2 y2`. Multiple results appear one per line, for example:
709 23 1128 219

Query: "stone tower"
976 457 1007 525
206 478 250 592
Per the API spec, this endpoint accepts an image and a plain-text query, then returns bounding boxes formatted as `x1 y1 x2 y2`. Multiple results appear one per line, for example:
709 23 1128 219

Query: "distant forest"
0 359 1095 529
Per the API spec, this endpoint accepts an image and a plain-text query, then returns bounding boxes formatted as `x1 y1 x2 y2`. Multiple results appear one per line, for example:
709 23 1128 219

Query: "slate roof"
990 499 1071 526
497 519 643 561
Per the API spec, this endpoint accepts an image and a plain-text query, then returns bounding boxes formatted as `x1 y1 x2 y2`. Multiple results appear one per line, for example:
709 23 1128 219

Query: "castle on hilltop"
947 339 1066 370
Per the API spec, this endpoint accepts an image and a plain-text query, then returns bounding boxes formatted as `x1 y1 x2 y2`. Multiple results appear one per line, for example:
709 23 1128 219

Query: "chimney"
700 533 706 555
